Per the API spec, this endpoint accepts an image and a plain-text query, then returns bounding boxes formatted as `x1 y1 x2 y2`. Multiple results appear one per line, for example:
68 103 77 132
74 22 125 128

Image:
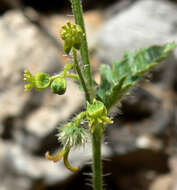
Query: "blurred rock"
0 0 21 12
121 87 161 118
136 135 163 151
97 0 177 63
22 0 118 12
0 140 71 186
105 0 137 18
168 156 177 190
0 9 84 141
108 98 173 154
97 0 177 158
110 149 168 190
0 10 87 190
150 174 173 190
0 139 111 189
24 80 84 147
0 10 61 121
149 156 177 190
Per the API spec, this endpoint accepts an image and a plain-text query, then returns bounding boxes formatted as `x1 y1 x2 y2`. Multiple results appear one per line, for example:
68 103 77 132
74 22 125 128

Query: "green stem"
72 47 91 102
51 74 79 80
71 0 94 102
70 1 103 190
65 74 79 80
92 125 103 190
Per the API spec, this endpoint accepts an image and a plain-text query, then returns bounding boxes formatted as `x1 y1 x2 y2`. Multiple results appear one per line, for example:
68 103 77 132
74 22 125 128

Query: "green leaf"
96 64 115 100
96 42 177 110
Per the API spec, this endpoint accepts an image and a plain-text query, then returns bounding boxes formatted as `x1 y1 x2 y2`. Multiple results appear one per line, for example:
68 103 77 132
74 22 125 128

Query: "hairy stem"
71 0 94 102
92 125 103 190
72 47 90 102
70 1 103 190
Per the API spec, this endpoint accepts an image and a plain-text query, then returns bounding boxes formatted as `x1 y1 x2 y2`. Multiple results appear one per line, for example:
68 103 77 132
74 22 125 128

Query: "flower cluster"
61 22 84 54
86 99 113 133
45 100 112 171
24 71 112 172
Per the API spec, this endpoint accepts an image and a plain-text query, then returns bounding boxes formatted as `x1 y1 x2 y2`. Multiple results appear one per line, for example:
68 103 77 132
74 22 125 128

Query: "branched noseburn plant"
24 0 177 189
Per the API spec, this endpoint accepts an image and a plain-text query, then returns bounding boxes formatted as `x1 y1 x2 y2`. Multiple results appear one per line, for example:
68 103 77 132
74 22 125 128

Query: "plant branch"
72 47 91 102
71 0 94 102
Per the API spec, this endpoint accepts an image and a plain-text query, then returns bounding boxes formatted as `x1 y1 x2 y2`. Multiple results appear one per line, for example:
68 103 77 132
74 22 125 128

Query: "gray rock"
105 0 137 18
0 10 62 122
0 139 111 188
108 86 175 155
96 0 177 157
0 140 70 186
0 10 87 189
0 10 85 150
21 80 84 152
97 0 177 63
121 87 161 118
25 80 84 138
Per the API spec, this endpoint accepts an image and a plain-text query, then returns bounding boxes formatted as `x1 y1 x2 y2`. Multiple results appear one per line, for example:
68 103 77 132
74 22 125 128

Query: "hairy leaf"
96 42 177 110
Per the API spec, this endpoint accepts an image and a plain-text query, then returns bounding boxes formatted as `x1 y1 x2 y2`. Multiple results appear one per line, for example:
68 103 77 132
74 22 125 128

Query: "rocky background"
0 0 177 189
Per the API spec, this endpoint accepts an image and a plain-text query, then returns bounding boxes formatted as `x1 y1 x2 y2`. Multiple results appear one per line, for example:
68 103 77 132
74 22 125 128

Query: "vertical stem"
92 126 103 190
72 47 91 102
71 0 94 102
70 1 103 190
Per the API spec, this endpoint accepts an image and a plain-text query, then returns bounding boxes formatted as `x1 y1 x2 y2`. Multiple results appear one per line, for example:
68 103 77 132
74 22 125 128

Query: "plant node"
86 99 113 133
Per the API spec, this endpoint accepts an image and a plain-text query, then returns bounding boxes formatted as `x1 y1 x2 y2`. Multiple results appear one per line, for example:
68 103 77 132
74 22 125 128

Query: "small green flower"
60 22 84 54
24 70 51 91
86 99 113 132
51 78 67 95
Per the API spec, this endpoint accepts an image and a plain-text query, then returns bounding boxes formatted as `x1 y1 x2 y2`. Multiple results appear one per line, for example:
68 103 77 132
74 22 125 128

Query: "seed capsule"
51 78 66 95
24 71 51 91
34 72 50 91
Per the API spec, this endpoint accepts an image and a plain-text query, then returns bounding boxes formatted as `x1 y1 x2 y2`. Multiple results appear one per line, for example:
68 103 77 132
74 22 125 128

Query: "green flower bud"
24 70 50 91
51 78 67 95
60 22 84 54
